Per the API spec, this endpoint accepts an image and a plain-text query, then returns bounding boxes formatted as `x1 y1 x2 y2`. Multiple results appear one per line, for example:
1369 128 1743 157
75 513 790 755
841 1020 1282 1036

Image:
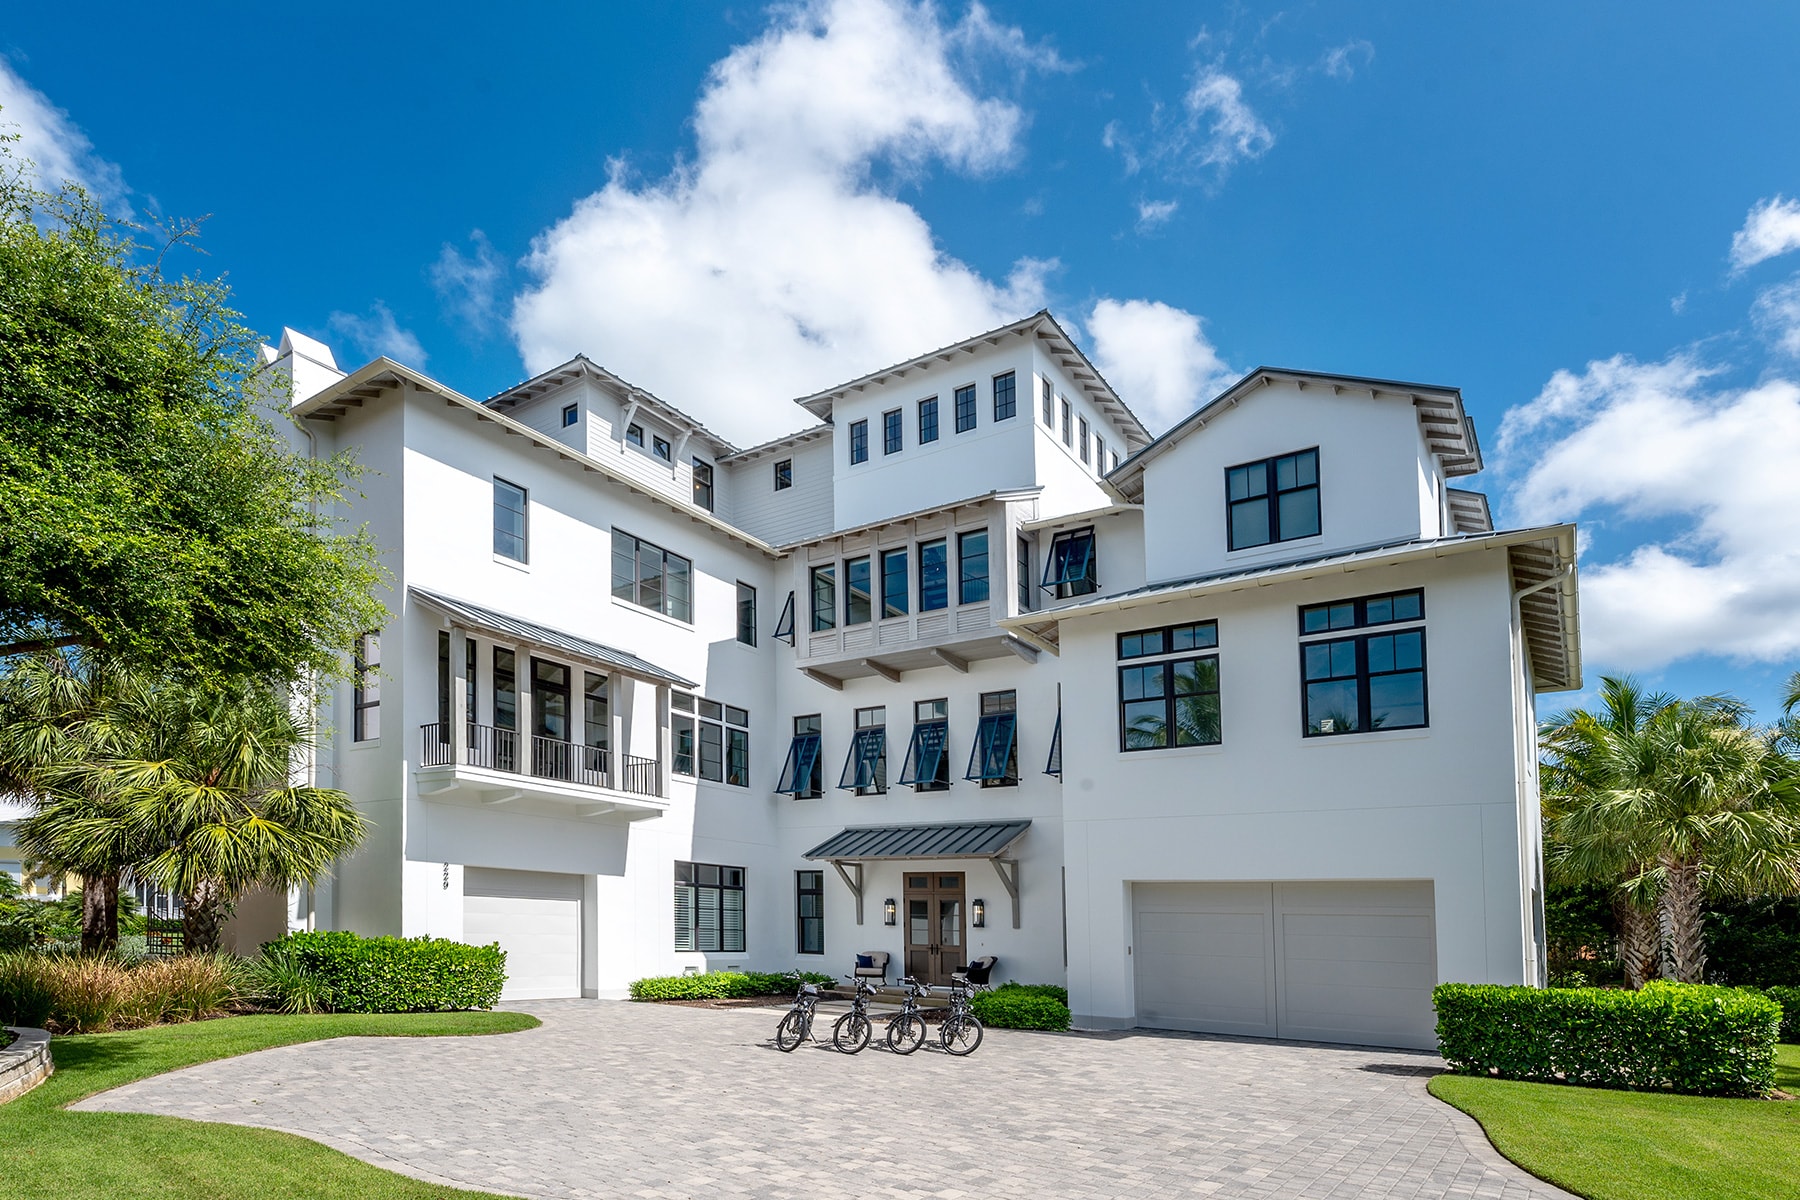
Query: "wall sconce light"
972 898 986 928
883 898 897 926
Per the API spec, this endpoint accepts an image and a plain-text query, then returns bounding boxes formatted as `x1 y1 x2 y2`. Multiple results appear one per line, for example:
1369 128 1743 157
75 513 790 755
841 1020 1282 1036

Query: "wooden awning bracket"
830 860 865 925
992 857 1020 928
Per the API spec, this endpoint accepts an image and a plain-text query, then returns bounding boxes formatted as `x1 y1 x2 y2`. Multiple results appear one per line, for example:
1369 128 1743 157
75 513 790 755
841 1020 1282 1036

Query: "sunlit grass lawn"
1 1011 539 1200
1429 1043 1800 1200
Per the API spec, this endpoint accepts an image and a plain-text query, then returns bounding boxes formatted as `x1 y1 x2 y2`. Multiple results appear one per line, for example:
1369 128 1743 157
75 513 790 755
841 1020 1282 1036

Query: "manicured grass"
1429 1044 1800 1200
2 1011 540 1199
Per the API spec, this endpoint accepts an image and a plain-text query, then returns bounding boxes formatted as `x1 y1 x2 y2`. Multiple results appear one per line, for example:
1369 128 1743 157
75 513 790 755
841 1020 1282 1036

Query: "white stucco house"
260 310 1579 1050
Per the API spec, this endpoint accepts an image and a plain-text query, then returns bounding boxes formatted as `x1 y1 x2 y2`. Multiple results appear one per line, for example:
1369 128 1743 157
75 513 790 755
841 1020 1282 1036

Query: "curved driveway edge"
72 1000 1574 1199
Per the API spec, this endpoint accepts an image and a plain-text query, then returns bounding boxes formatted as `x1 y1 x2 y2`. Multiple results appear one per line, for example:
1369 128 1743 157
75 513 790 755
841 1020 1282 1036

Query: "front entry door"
903 871 967 985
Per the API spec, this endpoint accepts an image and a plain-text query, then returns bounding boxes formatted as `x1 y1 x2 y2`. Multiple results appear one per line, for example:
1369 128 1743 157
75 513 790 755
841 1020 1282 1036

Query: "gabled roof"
485 356 739 458
719 422 833 465
791 311 1152 451
1106 367 1484 504
411 588 697 689
1447 488 1494 535
779 487 1041 553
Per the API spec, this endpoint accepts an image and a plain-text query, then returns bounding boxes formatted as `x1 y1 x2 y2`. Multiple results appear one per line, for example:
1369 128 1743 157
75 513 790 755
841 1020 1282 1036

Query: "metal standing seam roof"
803 820 1032 861
409 587 698 690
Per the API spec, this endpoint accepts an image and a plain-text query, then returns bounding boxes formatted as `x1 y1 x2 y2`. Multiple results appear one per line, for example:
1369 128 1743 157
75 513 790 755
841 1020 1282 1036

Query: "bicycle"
935 978 984 1056
832 976 880 1054
884 975 929 1055
774 972 822 1052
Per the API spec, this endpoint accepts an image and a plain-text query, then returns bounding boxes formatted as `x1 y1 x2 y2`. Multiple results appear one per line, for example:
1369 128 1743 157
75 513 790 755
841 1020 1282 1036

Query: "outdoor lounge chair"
853 950 890 984
954 955 998 988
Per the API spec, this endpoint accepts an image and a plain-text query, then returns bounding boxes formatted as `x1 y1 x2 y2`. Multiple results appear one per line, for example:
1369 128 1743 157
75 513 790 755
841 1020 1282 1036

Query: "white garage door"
463 868 583 1001
1133 880 1437 1049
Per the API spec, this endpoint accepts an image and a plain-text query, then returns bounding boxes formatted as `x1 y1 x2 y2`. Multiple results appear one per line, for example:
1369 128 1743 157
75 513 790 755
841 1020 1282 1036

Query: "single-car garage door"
463 868 583 1001
1133 880 1437 1049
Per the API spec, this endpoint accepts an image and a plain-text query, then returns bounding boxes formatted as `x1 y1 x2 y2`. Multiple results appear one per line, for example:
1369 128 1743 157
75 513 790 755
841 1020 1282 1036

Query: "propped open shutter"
898 721 947 785
839 729 885 789
776 733 821 795
773 591 796 645
966 713 1017 780
1045 713 1062 777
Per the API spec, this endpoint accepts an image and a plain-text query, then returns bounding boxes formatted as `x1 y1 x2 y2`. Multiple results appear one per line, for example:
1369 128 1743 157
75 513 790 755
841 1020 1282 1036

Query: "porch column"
516 648 534 777
450 629 469 764
607 673 626 790
655 683 672 798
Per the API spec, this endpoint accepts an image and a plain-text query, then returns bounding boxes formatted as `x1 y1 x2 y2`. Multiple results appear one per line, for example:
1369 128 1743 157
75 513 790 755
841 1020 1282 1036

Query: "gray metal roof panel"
409 587 698 689
802 820 1032 861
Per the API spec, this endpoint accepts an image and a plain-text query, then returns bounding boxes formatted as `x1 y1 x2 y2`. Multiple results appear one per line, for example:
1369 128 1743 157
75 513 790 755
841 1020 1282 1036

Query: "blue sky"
4 1 1799 718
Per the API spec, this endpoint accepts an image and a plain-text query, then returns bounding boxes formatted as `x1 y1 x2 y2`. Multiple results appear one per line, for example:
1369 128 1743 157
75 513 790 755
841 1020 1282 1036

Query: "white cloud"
1320 40 1374 80
328 302 427 367
1184 69 1274 169
1135 198 1179 232
509 0 1060 444
0 57 128 213
1103 65 1273 190
1086 298 1237 433
1729 195 1800 273
432 230 505 335
1752 274 1800 356
1499 353 1800 669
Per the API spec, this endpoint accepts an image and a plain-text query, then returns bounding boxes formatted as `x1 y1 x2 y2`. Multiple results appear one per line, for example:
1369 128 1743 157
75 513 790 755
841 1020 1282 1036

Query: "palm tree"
113 677 366 952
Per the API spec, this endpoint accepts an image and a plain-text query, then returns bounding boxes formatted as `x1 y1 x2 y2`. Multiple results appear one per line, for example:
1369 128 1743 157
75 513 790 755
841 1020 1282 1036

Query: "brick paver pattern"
74 1000 1573 1199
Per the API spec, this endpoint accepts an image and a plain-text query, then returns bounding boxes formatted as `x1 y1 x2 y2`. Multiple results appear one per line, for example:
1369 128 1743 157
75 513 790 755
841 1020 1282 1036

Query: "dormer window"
1042 528 1098 599
653 435 672 462
626 423 645 448
561 403 578 428
692 459 714 510
1226 448 1320 551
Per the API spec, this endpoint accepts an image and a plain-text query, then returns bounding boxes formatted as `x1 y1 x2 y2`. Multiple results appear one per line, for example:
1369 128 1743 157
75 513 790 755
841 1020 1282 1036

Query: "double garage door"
1133 880 1437 1050
463 868 583 1001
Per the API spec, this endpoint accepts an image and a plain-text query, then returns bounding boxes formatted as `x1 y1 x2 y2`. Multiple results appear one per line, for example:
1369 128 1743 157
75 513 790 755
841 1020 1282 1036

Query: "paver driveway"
74 1000 1572 1199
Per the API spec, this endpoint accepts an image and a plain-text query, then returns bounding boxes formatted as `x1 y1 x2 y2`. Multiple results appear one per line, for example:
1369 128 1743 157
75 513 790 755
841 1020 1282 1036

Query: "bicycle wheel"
775 1008 808 1052
940 1014 984 1056
885 1013 926 1055
832 1011 872 1054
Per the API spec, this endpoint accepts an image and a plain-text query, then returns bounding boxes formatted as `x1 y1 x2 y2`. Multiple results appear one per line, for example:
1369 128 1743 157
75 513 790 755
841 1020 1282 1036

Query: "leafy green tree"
0 129 383 682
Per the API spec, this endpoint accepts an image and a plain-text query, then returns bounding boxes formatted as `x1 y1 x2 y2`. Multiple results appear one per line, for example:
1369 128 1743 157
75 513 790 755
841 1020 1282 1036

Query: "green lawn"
1429 1044 1800 1200
1 1011 539 1200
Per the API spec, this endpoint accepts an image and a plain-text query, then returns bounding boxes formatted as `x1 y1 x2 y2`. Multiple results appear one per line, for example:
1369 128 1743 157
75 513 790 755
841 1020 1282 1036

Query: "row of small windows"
847 371 1019 466
1038 376 1119 474
775 691 1023 797
807 530 990 631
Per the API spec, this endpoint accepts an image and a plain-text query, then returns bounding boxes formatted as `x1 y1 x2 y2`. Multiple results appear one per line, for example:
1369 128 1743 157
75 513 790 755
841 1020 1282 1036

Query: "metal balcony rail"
420 723 661 798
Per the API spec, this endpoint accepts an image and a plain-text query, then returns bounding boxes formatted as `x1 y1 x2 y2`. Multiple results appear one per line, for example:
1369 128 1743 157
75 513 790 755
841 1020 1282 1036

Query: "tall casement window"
919 396 939 444
674 861 745 953
796 870 825 955
1041 375 1055 425
881 548 909 618
898 698 950 791
736 582 757 646
810 564 837 631
353 631 381 742
992 371 1016 420
1078 417 1091 464
1042 527 1098 599
626 423 645 448
436 631 452 738
1118 621 1222 751
1016 537 1033 613
774 458 793 491
493 648 517 732
533 658 570 744
1094 435 1106 474
1227 448 1321 551
653 434 672 462
583 672 609 756
1299 589 1427 737
849 419 869 465
465 638 479 727
612 531 693 622
954 384 977 433
967 690 1018 787
672 694 751 785
919 539 949 611
692 459 715 510
1109 450 1121 472
777 714 824 798
773 591 797 644
958 529 990 604
844 556 873 625
493 478 528 562
1060 399 1072 446
840 706 886 795
883 408 903 455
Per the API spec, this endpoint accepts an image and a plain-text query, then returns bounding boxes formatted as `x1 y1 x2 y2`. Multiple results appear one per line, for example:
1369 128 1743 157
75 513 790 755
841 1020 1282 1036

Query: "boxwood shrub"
628 970 832 1001
273 932 506 1013
1433 980 1781 1097
971 982 1071 1031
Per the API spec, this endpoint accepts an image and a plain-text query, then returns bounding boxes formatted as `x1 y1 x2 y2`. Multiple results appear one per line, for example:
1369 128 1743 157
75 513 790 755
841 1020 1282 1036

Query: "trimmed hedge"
1742 984 1800 1043
971 982 1071 1031
273 932 505 1013
1434 980 1781 1097
628 970 832 1001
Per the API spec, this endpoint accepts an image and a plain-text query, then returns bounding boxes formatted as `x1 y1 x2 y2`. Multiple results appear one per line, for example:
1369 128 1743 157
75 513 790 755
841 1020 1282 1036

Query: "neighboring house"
0 818 64 899
262 312 1578 1049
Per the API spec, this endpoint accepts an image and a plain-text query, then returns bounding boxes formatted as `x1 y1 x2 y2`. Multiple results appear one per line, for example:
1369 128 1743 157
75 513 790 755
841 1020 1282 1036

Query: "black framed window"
611 531 693 622
993 371 1016 421
692 459 714 510
353 631 381 742
845 556 873 625
561 403 578 428
773 591 797 645
968 690 1017 787
958 530 989 604
883 408 903 454
1120 657 1221 751
493 478 528 562
840 706 886 795
437 630 451 735
626 423 645 448
736 582 757 646
653 434 671 462
674 695 750 785
1227 448 1320 550
1094 435 1106 474
810 564 836 631
774 458 792 490
1060 399 1072 445
583 671 609 753
1299 589 1424 635
1109 450 1121 472
1078 417 1091 463
849 419 869 464
919 539 949 611
919 396 939 444
1119 620 1218 660
898 698 950 791
955 384 977 433
493 648 517 732
1016 536 1032 613
674 861 745 953
796 870 825 955
1302 629 1428 736
1041 375 1054 425
1042 528 1098 598
881 548 908 618
777 714 823 798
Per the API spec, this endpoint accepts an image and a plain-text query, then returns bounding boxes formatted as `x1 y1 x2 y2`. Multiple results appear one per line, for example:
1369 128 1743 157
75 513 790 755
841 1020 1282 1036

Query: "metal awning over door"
802 820 1029 928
